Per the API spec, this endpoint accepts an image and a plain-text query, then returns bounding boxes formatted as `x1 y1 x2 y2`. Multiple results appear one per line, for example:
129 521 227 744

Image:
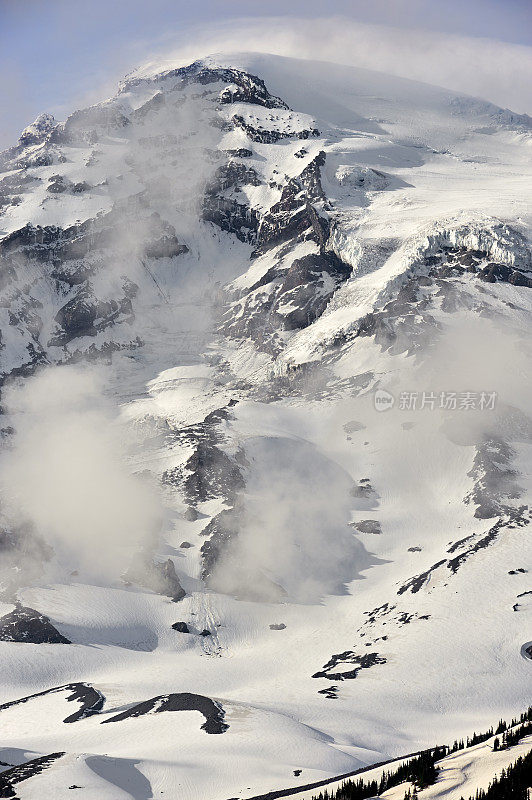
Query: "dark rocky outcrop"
318 685 338 699
465 438 522 519
350 479 378 501
203 161 262 243
398 503 529 595
352 279 438 356
121 62 288 111
0 204 187 380
0 751 64 798
352 520 382 535
312 651 386 681
144 234 188 259
223 148 253 158
164 439 245 507
200 507 241 581
255 152 328 252
202 150 328 257
223 250 351 352
0 605 70 644
47 174 91 194
203 194 260 243
172 622 190 633
0 683 105 723
102 692 228 734
199 503 287 601
214 151 357 353
446 509 529 574
344 246 532 359
0 173 41 211
231 114 319 144
125 556 186 602
50 291 134 346
397 559 447 595
423 244 532 287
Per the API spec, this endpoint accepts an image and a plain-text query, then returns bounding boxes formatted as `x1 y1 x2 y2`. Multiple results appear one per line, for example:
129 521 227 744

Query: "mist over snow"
0 366 163 583
2 2 532 149
0 24 530 800
135 16 532 116
208 434 379 603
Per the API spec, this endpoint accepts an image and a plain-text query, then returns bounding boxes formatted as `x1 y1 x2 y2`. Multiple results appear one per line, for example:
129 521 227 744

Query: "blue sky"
1 0 531 148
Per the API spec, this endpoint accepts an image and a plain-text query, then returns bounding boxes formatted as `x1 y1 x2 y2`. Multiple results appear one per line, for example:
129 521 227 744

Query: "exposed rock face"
224 251 351 350
428 243 532 287
171 621 190 633
121 62 289 111
0 683 105 723
0 751 64 798
207 149 355 353
50 290 134 346
125 556 186 602
0 204 187 380
199 506 241 583
350 479 378 501
144 234 188 259
466 438 522 519
163 408 246 507
19 113 57 146
312 651 386 681
0 59 336 381
203 161 262 243
336 245 532 358
231 114 319 143
180 442 246 506
0 173 41 212
396 504 530 596
200 508 289 602
102 692 228 734
47 174 91 194
255 152 328 251
0 605 70 644
352 520 382 535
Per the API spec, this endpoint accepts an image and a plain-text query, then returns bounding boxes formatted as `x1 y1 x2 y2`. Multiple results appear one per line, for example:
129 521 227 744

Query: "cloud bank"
0 366 162 585
135 16 532 116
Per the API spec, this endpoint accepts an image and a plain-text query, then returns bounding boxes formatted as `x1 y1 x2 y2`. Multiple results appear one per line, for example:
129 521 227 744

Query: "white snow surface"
0 52 530 799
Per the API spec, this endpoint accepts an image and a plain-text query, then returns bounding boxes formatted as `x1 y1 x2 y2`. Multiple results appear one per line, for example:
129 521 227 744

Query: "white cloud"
136 15 532 115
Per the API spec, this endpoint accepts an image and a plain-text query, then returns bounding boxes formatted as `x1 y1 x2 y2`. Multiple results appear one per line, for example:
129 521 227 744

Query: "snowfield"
0 52 530 799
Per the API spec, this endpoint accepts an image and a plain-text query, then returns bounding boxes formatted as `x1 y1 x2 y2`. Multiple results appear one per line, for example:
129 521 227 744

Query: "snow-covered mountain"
0 52 530 800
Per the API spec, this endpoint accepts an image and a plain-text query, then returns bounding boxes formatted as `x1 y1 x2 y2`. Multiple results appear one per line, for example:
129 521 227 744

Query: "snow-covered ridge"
0 52 530 800
347 216 532 312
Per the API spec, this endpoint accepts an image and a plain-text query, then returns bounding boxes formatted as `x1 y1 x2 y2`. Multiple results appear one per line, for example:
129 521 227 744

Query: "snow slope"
286 730 532 800
0 52 530 799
